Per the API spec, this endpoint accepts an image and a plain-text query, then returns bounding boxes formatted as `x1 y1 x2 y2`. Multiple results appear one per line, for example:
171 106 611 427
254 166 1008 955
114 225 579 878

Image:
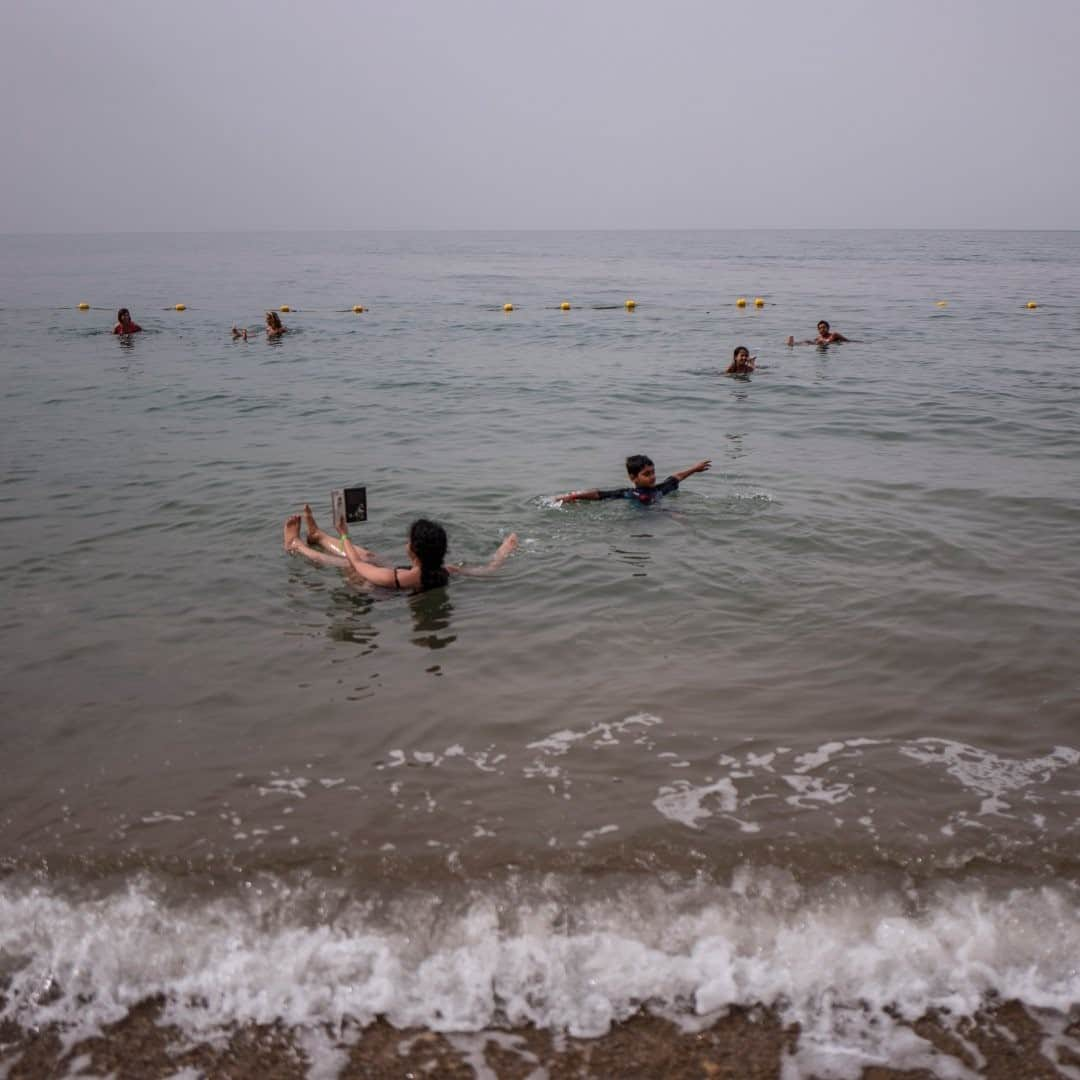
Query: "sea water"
1 230 1078 1076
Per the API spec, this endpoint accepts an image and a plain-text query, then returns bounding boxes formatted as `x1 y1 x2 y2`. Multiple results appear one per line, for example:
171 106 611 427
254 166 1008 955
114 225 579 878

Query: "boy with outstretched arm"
556 454 711 505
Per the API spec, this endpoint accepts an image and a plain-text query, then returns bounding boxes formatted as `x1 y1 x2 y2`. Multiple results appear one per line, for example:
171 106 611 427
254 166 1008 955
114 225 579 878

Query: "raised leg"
284 514 348 568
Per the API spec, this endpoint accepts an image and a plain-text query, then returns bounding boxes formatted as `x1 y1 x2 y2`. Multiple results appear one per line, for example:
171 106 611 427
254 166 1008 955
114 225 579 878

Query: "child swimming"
725 346 756 375
556 454 711 505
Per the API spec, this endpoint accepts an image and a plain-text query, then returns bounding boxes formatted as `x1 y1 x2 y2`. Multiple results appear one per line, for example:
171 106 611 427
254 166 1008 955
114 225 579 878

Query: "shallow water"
1 230 1078 1076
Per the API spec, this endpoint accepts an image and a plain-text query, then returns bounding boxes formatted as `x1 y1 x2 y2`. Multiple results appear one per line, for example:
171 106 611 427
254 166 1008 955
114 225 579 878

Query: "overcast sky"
2 0 1077 232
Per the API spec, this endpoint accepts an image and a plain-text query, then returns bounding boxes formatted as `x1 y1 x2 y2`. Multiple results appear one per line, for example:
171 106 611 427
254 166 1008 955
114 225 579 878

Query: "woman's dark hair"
409 519 449 591
733 345 749 360
266 311 282 330
117 308 130 320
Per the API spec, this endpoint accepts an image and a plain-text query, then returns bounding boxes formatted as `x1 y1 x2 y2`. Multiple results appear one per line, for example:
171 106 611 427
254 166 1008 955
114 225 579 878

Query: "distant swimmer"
265 311 288 338
284 504 518 592
556 454 711 505
231 325 248 341
725 346 756 375
787 320 851 346
112 308 142 335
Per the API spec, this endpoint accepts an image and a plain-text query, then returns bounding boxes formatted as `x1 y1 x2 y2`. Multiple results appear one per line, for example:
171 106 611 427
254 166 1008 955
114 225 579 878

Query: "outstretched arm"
303 504 381 561
556 489 602 503
450 533 519 577
671 459 711 482
338 518 398 587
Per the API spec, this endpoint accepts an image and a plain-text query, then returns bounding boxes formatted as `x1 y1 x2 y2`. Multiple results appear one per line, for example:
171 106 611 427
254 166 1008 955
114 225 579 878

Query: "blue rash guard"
596 475 680 505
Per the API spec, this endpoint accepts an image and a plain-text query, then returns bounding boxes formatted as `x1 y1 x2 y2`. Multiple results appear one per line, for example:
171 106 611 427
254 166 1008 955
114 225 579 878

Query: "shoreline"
2 997 1077 1078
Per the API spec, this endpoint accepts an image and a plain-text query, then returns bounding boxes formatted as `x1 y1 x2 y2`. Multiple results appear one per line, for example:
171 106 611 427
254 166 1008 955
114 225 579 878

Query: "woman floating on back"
232 311 288 340
284 505 517 592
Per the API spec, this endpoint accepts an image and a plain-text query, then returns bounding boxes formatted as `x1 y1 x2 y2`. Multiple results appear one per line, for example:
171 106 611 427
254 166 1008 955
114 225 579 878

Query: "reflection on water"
613 540 652 577
724 431 746 460
326 587 378 653
409 589 456 650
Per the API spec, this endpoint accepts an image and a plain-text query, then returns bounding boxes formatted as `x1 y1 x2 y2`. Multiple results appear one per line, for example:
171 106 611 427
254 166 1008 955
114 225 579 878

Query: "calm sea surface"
1 230 1078 1075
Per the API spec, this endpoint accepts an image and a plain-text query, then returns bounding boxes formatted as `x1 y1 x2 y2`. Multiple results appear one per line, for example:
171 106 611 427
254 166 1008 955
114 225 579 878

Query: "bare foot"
303 503 322 544
500 533 519 555
283 514 301 552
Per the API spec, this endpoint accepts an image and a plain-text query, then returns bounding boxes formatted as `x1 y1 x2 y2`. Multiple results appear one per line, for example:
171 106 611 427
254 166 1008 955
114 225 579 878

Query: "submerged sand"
2 997 1078 1078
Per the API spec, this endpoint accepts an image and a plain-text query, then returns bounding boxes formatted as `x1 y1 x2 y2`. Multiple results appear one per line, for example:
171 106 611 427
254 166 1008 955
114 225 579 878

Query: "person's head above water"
726 345 757 374
625 454 657 488
265 311 283 330
408 518 449 591
113 307 142 334
817 320 830 335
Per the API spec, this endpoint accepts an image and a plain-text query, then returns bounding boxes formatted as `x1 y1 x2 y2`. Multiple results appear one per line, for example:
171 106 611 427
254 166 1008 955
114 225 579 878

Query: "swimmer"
787 320 851 346
112 308 142 335
284 504 518 592
725 346 756 375
231 325 249 341
265 311 287 338
556 454 711 505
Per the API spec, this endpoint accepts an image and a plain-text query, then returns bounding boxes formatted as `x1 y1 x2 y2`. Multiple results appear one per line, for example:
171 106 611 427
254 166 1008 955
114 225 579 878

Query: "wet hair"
733 345 750 360
625 454 654 480
117 308 130 321
409 519 449 592
817 320 830 332
266 311 283 330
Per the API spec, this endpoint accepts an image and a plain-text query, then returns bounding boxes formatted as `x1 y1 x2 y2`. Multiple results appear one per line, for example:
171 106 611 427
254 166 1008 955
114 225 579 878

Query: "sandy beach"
3 997 1078 1078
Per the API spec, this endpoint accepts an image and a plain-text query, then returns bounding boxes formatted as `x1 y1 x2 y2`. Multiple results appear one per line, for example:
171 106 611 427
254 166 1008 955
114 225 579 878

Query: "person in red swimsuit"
112 308 142 335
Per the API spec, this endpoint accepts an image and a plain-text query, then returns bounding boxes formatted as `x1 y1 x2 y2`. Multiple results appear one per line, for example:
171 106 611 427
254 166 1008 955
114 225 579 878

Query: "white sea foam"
2 872 1079 1077
899 739 1080 818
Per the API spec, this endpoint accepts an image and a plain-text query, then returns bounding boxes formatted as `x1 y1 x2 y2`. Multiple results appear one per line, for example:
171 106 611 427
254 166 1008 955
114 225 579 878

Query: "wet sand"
2 998 1077 1078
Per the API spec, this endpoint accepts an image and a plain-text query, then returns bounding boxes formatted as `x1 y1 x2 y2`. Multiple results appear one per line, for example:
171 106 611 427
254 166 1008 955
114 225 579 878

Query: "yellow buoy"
174 303 186 312
560 301 571 311
503 303 514 312
352 305 365 314
1026 300 1038 309
625 299 636 310
279 305 290 313
935 300 948 308
735 297 747 308
753 297 765 308
77 301 90 310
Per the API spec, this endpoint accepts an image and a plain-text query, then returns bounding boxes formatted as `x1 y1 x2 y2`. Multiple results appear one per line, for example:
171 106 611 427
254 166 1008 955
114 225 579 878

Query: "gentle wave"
3 869 1079 1077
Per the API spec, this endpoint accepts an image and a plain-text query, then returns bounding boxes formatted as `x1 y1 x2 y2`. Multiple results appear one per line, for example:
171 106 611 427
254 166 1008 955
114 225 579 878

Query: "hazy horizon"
3 0 1078 233
4 226 1080 238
